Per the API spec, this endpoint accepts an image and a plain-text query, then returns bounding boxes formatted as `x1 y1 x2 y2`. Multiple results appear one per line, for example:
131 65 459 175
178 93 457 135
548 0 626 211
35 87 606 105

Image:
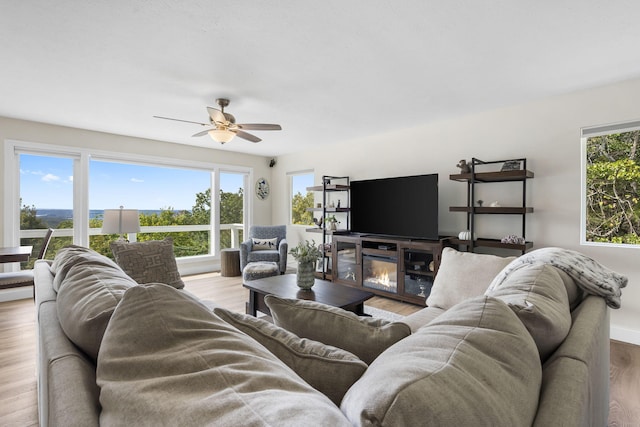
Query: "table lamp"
102 206 141 241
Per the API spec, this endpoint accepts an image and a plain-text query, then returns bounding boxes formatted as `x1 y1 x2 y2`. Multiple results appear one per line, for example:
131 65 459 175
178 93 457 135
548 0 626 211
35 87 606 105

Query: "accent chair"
240 225 288 274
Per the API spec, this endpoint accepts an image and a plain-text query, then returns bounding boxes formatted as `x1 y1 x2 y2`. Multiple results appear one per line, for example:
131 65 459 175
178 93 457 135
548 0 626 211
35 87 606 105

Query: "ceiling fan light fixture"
209 128 235 144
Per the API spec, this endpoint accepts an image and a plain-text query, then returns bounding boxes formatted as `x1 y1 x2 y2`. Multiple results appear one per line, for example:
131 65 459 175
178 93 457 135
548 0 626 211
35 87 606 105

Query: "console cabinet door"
332 237 360 287
398 242 441 306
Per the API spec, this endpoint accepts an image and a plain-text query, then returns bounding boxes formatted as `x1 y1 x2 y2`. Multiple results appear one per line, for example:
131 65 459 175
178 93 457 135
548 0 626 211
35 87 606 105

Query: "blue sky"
292 173 314 197
20 154 245 210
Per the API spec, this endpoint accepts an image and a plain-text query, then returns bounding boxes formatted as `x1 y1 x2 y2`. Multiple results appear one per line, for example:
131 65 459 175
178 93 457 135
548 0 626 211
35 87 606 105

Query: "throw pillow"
252 237 278 250
264 295 411 364
486 263 571 361
97 284 351 426
341 296 542 426
426 247 515 309
110 237 184 289
55 247 138 361
213 307 368 405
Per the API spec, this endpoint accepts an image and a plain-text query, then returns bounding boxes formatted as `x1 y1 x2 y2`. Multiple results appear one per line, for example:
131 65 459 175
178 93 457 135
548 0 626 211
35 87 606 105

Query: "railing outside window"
19 224 243 265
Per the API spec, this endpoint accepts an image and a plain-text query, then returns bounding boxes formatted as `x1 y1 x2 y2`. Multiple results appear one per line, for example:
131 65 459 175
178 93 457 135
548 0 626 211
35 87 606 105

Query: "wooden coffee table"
243 274 374 317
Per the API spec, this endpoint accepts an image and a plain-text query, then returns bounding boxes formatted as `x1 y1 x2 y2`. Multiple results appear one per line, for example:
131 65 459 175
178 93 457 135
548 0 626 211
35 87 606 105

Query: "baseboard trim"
0 286 33 302
611 325 640 346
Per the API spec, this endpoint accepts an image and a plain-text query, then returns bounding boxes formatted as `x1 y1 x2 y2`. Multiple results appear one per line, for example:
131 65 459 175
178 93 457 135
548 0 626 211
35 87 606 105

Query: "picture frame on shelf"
500 160 521 171
316 257 331 272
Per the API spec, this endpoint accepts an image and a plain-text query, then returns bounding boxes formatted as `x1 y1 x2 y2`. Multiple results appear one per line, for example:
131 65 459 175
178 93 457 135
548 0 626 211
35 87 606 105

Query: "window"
19 153 74 264
7 141 249 264
219 171 246 249
89 159 213 257
290 171 314 226
582 121 640 247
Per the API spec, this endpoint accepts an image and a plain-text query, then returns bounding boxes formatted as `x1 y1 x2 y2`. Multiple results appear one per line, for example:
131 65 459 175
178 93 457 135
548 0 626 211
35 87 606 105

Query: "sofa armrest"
399 306 446 333
533 296 609 427
239 239 251 271
278 239 288 273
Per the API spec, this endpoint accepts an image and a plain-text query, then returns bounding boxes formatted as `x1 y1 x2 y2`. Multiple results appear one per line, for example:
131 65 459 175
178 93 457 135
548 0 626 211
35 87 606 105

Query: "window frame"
4 139 252 259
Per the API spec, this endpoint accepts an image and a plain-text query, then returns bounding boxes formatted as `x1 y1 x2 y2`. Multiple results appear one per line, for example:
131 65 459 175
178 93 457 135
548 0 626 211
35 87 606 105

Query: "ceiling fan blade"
236 123 282 131
206 107 226 124
153 116 208 126
235 130 262 143
192 129 212 137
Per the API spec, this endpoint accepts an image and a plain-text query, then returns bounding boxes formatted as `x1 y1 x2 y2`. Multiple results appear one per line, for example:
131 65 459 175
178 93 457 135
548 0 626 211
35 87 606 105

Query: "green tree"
220 187 243 248
19 201 50 267
586 131 640 244
20 202 47 230
192 188 211 225
292 191 314 225
20 186 247 260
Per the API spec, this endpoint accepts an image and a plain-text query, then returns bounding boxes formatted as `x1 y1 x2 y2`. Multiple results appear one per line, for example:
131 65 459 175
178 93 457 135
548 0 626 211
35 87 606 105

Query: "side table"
220 248 241 277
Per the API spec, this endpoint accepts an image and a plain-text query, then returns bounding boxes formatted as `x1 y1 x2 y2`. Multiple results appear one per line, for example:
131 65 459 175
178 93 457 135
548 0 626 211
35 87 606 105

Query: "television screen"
350 174 438 240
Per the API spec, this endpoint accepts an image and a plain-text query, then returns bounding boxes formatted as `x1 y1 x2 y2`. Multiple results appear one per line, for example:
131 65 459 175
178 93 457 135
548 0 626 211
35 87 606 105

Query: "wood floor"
0 272 638 426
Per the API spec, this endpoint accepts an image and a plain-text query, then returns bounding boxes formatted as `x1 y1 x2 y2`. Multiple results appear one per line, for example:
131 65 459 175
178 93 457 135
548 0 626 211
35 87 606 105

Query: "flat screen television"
350 174 438 240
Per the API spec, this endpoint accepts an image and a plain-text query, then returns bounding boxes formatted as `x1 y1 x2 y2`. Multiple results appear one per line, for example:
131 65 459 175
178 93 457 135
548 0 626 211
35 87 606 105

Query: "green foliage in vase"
289 239 322 263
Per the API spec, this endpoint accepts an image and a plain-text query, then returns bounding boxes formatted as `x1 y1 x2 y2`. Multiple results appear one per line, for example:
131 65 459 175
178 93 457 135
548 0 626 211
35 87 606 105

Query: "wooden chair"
0 228 54 291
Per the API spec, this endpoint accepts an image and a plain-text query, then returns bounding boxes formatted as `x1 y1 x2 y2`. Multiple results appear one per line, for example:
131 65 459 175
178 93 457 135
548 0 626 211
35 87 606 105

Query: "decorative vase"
458 230 476 240
296 260 316 290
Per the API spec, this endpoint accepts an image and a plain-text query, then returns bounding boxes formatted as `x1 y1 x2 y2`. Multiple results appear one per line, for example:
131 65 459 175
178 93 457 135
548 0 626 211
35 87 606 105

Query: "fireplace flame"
367 269 396 291
378 270 390 287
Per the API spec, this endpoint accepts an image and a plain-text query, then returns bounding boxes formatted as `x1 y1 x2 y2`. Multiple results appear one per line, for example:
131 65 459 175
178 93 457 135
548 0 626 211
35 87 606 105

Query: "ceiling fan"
153 98 282 144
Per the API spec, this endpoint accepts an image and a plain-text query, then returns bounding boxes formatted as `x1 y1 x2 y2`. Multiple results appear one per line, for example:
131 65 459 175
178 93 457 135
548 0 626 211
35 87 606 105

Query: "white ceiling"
2 1 640 157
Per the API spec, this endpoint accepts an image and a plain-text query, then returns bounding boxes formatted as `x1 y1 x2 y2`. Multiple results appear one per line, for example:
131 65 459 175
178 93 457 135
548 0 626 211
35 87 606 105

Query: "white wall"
274 77 640 345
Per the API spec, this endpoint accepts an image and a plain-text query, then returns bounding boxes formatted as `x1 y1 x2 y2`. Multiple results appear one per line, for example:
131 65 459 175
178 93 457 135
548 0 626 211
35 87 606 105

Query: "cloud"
42 173 60 182
20 169 45 176
131 178 144 183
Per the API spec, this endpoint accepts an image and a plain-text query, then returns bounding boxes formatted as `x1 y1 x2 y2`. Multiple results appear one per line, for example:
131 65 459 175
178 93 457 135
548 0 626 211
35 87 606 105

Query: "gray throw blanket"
487 247 628 309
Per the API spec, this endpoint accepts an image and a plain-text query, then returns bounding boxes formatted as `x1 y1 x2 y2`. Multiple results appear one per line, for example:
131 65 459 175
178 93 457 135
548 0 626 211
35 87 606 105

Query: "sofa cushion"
341 295 542 426
487 263 571 361
51 245 124 292
426 247 515 309
264 295 411 364
55 247 137 361
97 283 351 426
110 237 185 289
213 307 367 405
556 268 585 310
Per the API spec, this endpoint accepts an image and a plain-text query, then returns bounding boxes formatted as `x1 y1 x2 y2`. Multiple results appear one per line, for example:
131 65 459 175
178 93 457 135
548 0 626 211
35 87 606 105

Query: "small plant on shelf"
325 215 340 230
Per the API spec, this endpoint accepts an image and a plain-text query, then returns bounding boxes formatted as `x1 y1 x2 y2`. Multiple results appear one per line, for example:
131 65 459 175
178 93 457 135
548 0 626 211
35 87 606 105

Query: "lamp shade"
102 208 141 235
209 128 236 143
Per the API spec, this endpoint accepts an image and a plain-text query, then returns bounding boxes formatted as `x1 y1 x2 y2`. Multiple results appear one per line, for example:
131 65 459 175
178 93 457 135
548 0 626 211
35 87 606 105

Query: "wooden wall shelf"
449 206 534 214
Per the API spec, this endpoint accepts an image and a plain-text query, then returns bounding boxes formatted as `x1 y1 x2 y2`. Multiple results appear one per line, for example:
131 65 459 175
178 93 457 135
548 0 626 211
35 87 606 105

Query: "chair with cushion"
240 225 288 274
0 228 54 291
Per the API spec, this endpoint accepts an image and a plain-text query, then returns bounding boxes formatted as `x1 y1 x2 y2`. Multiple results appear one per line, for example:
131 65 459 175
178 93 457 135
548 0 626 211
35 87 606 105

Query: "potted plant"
289 240 322 289
325 215 340 230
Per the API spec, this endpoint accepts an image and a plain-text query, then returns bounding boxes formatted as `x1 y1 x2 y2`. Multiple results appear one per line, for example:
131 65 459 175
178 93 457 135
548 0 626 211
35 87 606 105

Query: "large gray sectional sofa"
34 244 626 426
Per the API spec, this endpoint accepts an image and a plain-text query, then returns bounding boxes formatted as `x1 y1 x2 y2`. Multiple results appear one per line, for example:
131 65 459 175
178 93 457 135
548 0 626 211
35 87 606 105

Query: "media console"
330 234 449 306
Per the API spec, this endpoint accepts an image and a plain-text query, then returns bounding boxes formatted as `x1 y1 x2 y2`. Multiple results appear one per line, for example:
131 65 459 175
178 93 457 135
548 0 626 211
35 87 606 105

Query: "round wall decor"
255 177 270 199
